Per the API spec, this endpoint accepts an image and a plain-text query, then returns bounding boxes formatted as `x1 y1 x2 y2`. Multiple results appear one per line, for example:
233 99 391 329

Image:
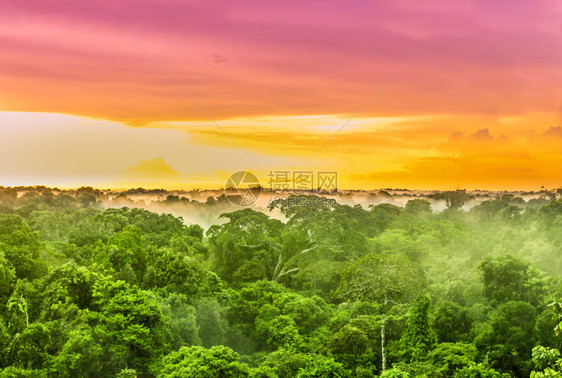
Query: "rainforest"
0 187 562 377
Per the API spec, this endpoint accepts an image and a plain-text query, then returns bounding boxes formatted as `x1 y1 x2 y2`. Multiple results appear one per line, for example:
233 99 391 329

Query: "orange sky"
0 1 560 190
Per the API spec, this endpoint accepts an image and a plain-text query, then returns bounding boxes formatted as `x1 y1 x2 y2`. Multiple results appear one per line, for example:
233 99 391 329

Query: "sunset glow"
1 1 560 190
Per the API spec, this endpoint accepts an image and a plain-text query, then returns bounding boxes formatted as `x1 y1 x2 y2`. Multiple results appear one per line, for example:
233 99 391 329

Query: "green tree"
428 342 479 376
336 253 424 372
207 209 284 285
329 316 378 375
0 214 46 280
157 345 250 377
296 356 349 377
0 253 16 313
479 255 545 306
159 294 200 349
400 295 437 361
531 346 562 377
404 199 432 215
49 328 104 377
196 298 228 347
475 301 536 375
91 277 166 375
432 301 472 343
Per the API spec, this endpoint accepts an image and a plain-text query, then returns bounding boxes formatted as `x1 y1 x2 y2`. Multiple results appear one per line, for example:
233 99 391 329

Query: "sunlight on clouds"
0 111 561 190
0 112 310 189
125 158 180 181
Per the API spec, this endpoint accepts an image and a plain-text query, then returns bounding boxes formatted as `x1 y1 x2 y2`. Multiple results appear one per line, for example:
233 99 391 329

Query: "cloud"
543 126 562 137
449 128 505 143
211 54 227 64
470 128 493 141
348 123 562 190
0 1 559 122
125 158 180 180
439 127 512 156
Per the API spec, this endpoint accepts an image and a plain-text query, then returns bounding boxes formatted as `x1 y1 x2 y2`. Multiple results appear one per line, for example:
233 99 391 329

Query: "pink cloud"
0 1 559 121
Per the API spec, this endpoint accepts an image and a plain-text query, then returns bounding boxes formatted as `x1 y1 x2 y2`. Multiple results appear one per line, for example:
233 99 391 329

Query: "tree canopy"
0 187 561 376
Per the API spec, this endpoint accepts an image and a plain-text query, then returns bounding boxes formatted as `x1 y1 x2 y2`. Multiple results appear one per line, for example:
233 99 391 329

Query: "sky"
0 0 561 190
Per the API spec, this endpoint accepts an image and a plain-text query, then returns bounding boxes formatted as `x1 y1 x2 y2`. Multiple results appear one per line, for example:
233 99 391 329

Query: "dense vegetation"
1 186 562 377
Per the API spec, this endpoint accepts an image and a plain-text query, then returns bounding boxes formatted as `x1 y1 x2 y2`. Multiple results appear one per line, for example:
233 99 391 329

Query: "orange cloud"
349 124 562 190
125 158 180 181
2 109 561 190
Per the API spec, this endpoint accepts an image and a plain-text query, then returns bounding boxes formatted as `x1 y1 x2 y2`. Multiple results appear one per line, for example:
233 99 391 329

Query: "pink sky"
0 1 560 189
1 0 559 121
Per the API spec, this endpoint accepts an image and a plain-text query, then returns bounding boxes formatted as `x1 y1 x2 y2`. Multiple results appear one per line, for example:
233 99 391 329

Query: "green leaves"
479 255 546 306
90 277 166 374
550 302 562 337
157 346 251 378
336 253 424 307
400 296 437 362
0 214 45 280
207 209 283 286
3 188 562 376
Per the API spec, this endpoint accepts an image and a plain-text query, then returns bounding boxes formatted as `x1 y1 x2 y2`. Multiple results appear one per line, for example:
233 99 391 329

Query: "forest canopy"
0 186 562 377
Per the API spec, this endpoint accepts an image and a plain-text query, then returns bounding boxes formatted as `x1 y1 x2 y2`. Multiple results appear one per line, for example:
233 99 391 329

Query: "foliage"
157 345 250 377
0 188 561 376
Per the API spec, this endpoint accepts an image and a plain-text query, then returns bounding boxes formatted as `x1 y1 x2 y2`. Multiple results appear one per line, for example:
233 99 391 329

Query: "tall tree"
401 295 437 361
479 255 545 306
336 253 424 372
